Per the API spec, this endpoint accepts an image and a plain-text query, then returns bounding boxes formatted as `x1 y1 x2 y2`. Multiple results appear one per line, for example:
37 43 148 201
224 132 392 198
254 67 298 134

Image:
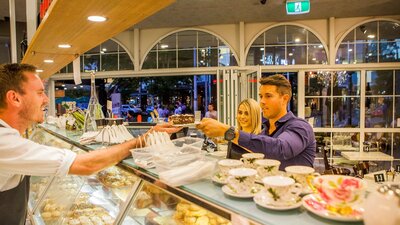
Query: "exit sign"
286 0 310 15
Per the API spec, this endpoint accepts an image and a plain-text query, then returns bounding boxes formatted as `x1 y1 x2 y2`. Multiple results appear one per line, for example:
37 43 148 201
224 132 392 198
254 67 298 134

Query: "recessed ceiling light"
318 45 323 48
87 16 107 22
348 49 353 52
288 53 293 56
36 69 43 72
74 86 77 89
44 59 54 63
58 44 71 48
312 58 316 61
100 51 105 54
61 84 65 87
260 48 264 51
367 34 375 39
295 38 300 43
102 48 107 51
64 87 67 90
160 44 169 49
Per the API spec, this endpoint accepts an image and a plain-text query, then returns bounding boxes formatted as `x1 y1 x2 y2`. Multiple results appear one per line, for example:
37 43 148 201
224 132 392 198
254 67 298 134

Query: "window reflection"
336 20 400 64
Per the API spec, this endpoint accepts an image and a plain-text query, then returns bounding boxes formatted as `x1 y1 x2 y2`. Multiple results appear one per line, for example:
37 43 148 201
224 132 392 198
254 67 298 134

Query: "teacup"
262 176 303 206
240 153 265 168
285 165 320 193
313 175 366 210
216 159 243 180
227 168 257 193
255 159 281 179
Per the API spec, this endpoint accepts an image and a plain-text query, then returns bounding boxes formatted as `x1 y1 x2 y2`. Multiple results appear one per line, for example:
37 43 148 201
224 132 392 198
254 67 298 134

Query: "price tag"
374 173 386 183
396 165 400 173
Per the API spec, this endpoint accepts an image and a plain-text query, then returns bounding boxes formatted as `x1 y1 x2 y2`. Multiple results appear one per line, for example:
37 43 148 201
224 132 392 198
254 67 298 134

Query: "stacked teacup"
213 159 243 184
285 166 321 194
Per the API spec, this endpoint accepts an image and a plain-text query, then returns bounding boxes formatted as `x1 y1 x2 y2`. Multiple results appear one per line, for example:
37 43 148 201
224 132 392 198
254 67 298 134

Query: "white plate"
302 194 364 222
212 173 227 185
253 191 302 211
221 184 263 198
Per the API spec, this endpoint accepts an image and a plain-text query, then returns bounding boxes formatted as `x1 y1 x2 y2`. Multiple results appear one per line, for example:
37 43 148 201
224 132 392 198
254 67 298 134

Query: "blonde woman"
237 98 262 134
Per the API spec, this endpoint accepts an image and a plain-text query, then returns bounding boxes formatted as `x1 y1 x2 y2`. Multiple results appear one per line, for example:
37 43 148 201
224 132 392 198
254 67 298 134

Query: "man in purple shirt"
197 74 315 170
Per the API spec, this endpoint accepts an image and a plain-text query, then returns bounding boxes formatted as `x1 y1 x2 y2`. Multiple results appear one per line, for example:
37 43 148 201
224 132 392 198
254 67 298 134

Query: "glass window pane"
246 47 264 65
252 33 264 45
178 49 196 67
83 54 99 72
286 26 307 44
67 63 73 73
158 50 177 69
178 31 197 49
265 26 285 45
218 46 233 66
355 42 378 63
395 97 400 127
198 47 218 67
379 41 400 62
379 21 400 41
333 97 360 128
265 46 285 65
287 45 306 64
396 70 400 95
198 32 218 48
308 32 322 45
336 43 355 64
342 30 354 42
355 22 377 42
308 45 327 64
365 97 393 128
332 132 359 151
305 98 331 127
86 46 100 54
159 33 177 50
364 132 390 151
101 54 118 71
119 53 134 70
101 40 118 53
333 71 360 96
366 70 393 95
229 53 238 66
142 51 157 69
305 71 330 96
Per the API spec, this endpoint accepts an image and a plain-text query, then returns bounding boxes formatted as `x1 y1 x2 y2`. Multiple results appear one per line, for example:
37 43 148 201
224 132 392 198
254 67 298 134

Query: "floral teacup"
216 159 243 181
262 176 303 206
313 175 366 211
240 153 265 168
285 165 320 193
227 168 257 193
255 159 281 179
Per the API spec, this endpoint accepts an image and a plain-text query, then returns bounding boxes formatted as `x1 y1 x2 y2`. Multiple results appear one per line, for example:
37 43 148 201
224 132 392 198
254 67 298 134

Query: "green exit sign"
286 0 310 15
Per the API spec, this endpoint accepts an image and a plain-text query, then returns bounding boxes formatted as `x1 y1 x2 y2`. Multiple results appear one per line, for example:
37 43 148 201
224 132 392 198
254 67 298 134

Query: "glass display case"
29 124 365 225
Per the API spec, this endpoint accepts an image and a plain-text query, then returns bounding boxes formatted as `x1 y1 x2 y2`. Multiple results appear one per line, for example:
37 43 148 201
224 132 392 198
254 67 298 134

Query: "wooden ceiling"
21 0 175 79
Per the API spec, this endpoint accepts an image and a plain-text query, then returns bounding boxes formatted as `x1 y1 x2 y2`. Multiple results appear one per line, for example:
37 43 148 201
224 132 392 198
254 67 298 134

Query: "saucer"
302 194 364 222
254 191 302 211
212 173 227 185
221 184 263 198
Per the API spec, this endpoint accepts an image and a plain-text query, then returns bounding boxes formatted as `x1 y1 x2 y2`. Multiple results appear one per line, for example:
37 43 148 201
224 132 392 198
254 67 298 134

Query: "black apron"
0 124 30 225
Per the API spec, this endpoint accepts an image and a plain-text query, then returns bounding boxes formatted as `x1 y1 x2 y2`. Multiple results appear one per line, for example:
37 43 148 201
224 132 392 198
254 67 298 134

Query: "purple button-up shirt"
238 111 316 170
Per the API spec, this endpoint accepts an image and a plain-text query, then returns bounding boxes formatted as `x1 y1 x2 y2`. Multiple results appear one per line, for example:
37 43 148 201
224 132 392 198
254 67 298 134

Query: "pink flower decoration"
341 178 360 189
333 188 352 201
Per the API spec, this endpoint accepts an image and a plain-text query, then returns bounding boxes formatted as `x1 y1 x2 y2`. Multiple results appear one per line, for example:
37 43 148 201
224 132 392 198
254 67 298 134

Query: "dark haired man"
0 63 181 224
197 74 315 170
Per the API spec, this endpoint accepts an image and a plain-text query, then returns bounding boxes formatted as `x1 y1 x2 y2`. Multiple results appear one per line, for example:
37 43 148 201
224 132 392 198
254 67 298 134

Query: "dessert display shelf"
28 124 364 225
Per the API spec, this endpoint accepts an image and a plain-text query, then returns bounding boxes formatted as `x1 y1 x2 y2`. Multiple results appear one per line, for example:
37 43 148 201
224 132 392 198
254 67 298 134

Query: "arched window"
59 39 133 73
336 20 400 64
247 25 327 65
142 30 238 69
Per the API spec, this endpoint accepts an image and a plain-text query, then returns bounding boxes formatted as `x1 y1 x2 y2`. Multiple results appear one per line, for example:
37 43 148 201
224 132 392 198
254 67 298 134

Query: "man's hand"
151 123 183 134
196 118 230 137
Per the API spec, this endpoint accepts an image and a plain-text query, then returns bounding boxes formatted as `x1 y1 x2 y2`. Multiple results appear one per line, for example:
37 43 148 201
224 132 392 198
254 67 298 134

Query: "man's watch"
224 126 236 141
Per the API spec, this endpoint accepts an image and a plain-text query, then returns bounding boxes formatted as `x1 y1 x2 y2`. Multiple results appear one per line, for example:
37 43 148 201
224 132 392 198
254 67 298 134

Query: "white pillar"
133 29 140 71
329 17 336 65
239 21 245 67
9 0 17 63
26 0 37 44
